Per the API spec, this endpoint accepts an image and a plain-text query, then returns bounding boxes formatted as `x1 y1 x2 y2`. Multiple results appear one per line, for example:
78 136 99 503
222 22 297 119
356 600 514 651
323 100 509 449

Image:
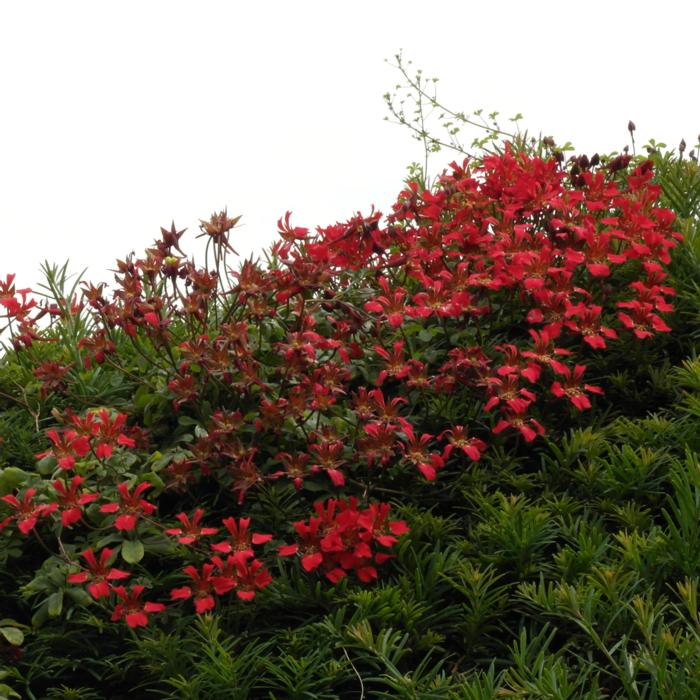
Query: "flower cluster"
278 498 408 583
36 409 136 469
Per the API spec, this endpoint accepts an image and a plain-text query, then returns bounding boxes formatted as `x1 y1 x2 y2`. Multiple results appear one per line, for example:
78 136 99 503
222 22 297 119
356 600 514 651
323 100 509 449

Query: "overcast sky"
1 1 697 292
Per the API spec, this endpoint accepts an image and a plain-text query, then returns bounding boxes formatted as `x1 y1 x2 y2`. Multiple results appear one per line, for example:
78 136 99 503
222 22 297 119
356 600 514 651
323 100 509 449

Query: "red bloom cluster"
36 409 136 468
170 552 272 612
278 498 408 583
166 514 274 612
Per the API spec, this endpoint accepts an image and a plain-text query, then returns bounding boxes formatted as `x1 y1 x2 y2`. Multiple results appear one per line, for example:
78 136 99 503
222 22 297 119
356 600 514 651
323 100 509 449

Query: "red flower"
51 476 99 527
493 405 545 442
270 452 311 490
210 517 272 555
495 344 541 383
99 481 156 531
617 301 671 339
165 509 219 545
308 441 346 487
67 547 130 599
90 409 136 458
399 425 444 481
0 489 57 534
364 389 411 433
521 328 571 374
439 425 487 462
278 518 325 572
373 341 410 385
170 564 234 613
550 364 604 410
111 585 165 628
36 429 90 470
483 374 536 414
364 277 407 328
357 422 396 467
563 304 618 350
357 501 409 548
230 555 272 600
229 453 264 505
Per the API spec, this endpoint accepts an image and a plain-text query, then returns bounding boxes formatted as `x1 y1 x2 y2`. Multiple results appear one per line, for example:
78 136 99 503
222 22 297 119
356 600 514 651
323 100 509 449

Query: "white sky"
1 1 698 292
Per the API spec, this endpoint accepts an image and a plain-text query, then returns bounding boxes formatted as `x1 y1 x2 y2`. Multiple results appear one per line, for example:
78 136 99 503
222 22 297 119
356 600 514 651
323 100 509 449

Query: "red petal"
417 463 436 481
115 514 137 531
356 566 377 582
99 503 120 513
18 517 37 534
251 533 272 545
144 602 165 613
301 551 323 572
194 596 215 614
88 581 111 599
125 612 149 627
325 568 347 584
95 444 112 459
170 586 192 600
106 568 131 580
326 469 345 487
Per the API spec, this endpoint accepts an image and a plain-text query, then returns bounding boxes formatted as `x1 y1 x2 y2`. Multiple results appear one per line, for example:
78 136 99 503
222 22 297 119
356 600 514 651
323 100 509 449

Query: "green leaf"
31 601 48 628
302 480 327 493
65 586 92 606
0 626 23 646
47 590 64 617
36 455 57 476
0 682 21 699
141 472 165 491
121 539 145 564
0 467 30 496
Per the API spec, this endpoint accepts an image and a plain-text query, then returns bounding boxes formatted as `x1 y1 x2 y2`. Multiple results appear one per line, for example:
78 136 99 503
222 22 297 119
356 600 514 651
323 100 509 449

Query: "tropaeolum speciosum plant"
0 145 680 631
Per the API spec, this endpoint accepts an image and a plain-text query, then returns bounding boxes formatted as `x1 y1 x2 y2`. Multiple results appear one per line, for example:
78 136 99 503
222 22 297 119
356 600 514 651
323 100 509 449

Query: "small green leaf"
302 480 327 493
141 472 165 491
36 455 58 476
0 467 30 495
47 590 64 617
65 587 93 606
0 626 23 646
121 539 145 564
0 682 22 699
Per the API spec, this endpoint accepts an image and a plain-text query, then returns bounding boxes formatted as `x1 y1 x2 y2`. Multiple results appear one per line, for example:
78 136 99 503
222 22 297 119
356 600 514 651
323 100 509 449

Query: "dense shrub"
1 67 700 697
